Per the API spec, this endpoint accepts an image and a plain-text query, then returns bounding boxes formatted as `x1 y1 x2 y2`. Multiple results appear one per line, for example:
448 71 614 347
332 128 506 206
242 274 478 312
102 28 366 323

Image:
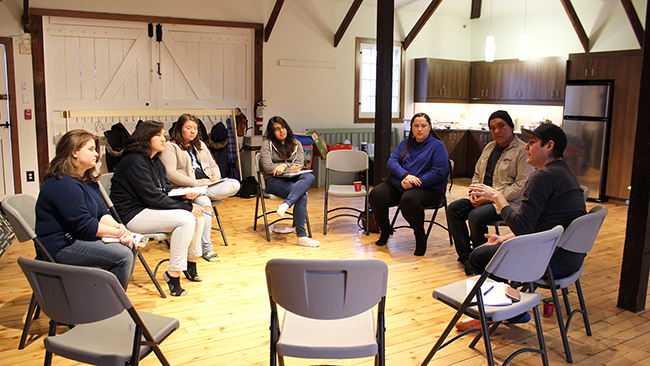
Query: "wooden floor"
1 178 650 366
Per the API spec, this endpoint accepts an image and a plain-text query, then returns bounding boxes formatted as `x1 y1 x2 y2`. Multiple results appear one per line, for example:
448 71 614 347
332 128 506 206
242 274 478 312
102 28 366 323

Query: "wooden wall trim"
620 0 644 48
334 0 363 48
30 8 263 29
560 0 590 52
254 28 264 135
29 15 49 185
0 37 22 194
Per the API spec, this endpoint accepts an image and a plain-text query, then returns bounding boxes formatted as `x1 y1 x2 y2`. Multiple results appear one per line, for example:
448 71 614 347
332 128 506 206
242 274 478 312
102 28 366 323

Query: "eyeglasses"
273 126 286 132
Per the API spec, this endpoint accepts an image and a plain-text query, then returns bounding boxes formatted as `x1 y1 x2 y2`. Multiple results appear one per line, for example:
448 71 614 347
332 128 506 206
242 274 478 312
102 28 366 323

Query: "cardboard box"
307 130 328 159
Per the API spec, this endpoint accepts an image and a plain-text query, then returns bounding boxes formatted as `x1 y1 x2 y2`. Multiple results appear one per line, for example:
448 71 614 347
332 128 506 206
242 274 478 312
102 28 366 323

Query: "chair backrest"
1 194 37 243
580 185 590 201
486 225 564 282
266 258 388 320
557 205 608 254
325 150 369 173
17 256 133 325
99 172 114 196
254 153 268 192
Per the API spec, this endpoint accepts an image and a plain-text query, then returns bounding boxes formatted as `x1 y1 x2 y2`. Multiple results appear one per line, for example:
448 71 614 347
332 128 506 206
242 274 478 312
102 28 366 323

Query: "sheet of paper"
168 186 208 196
466 280 512 306
277 169 313 178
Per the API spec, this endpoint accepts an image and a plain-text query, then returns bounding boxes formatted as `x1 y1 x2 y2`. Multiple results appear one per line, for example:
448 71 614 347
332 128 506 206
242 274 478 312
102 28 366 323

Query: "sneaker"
504 312 531 324
455 318 482 332
297 236 320 248
202 250 221 262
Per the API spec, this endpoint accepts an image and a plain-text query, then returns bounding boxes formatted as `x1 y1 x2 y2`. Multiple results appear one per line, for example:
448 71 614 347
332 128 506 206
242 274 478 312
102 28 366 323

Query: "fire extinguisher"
255 100 266 135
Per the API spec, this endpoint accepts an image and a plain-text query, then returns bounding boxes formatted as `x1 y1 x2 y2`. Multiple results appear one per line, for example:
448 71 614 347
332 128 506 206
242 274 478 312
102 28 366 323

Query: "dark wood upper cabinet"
414 58 470 102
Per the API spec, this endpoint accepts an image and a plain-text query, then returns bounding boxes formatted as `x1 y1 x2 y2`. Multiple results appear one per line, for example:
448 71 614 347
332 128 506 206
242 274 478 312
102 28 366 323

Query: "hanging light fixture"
519 0 530 61
485 0 495 62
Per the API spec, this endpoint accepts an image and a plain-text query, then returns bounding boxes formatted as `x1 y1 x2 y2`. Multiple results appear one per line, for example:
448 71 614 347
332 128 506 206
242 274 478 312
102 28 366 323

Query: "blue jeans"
447 198 502 263
55 239 134 289
264 173 315 237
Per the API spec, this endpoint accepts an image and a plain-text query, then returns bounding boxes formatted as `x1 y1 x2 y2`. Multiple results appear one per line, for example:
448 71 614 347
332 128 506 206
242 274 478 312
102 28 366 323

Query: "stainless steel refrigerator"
563 81 613 202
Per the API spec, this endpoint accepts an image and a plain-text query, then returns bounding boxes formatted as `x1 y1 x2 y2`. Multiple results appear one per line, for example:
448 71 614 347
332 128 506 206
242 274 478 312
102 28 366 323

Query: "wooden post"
617 2 650 312
373 0 394 185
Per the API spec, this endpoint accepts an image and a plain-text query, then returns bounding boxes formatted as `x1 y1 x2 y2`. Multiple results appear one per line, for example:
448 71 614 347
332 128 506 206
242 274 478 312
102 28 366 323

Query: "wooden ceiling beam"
334 0 364 48
402 0 443 50
470 0 482 20
560 0 590 52
264 0 285 42
620 0 644 47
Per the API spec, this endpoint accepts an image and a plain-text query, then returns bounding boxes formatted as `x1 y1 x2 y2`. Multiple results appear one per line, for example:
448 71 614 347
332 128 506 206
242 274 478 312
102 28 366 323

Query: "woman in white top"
161 113 240 262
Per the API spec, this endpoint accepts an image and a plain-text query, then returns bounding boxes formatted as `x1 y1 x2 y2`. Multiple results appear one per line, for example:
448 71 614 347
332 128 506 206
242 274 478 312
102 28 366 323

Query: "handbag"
358 209 380 233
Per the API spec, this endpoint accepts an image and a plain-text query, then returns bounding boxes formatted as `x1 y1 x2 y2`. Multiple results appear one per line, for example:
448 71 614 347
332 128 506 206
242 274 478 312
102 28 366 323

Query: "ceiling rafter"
560 0 590 52
620 0 644 47
334 0 364 47
264 0 285 42
402 0 443 50
470 0 482 19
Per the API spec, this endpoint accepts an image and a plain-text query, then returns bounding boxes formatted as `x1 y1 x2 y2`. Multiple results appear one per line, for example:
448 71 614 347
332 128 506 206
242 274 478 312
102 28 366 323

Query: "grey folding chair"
492 184 590 235
17 256 179 366
533 205 608 363
253 153 312 242
391 159 454 245
98 173 169 298
323 150 369 235
2 194 56 350
209 198 229 246
266 258 388 366
421 225 564 366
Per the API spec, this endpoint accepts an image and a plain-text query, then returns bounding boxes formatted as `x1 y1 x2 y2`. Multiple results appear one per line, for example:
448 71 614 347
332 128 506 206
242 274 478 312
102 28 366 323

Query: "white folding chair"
323 150 369 235
533 205 608 363
266 258 388 366
421 225 564 366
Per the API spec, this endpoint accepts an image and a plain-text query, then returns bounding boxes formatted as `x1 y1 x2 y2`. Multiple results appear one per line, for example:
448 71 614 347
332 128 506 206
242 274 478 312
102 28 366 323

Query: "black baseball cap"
521 123 567 153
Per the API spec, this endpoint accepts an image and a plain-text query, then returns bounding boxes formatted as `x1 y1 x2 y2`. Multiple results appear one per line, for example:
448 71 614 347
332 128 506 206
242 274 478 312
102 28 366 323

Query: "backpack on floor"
238 176 259 199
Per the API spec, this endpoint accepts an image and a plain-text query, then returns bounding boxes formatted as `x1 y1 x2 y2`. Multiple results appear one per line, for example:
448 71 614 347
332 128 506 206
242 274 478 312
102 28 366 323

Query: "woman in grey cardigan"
260 116 319 247
160 113 240 262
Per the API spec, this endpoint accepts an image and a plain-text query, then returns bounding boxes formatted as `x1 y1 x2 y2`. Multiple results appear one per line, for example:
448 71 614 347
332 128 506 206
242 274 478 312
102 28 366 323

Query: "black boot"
375 230 391 246
183 261 203 282
414 236 427 256
163 271 188 296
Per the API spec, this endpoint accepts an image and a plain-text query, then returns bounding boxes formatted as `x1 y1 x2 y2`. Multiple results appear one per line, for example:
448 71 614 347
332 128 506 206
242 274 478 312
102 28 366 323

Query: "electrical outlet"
26 171 35 182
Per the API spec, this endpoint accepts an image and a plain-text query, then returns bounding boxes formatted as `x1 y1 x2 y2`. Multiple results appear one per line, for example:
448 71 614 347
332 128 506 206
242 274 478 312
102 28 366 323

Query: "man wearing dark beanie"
447 110 533 275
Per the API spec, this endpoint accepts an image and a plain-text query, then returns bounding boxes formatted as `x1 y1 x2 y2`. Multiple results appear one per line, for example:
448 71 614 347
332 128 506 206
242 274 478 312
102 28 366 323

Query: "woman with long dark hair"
160 113 240 262
35 129 135 289
259 116 319 247
368 112 449 256
111 121 204 296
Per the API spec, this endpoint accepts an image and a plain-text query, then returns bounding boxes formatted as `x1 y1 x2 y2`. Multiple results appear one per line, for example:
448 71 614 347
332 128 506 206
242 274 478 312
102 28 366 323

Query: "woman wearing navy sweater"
369 113 449 256
35 130 136 289
111 121 204 296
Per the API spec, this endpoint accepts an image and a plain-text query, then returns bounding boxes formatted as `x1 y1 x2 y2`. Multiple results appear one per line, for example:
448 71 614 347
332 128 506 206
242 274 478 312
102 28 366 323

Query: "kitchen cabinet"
469 57 565 103
436 129 468 177
568 50 642 200
414 58 470 102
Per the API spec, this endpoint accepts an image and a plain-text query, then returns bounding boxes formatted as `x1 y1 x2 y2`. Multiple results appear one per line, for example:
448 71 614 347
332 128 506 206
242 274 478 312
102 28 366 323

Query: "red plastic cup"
354 181 362 191
543 298 554 317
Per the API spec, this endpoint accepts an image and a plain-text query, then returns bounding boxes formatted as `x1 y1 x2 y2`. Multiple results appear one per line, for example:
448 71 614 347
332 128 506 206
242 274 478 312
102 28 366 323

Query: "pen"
202 211 216 218
483 285 494 296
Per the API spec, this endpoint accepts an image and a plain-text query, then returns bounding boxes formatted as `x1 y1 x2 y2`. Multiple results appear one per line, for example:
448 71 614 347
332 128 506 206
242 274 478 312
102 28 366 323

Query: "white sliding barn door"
43 17 253 154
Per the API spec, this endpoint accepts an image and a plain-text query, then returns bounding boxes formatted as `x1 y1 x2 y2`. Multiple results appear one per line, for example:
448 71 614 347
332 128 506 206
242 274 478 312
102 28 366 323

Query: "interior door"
0 44 14 195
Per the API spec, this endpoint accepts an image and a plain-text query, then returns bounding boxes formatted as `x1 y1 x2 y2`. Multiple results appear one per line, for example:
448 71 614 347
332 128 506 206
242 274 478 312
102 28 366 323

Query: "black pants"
368 181 443 240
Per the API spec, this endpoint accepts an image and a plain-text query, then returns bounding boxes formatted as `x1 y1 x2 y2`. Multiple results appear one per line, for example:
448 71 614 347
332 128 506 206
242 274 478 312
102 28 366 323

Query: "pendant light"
519 0 530 61
485 0 495 62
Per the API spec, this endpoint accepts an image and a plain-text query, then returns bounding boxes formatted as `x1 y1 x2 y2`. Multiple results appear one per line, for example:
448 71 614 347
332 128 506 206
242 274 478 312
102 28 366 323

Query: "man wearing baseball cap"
463 123 586 324
448 110 533 275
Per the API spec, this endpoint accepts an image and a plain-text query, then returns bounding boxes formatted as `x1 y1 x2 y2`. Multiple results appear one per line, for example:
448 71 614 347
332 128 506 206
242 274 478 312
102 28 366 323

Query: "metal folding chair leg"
18 294 39 349
212 206 229 246
137 250 167 298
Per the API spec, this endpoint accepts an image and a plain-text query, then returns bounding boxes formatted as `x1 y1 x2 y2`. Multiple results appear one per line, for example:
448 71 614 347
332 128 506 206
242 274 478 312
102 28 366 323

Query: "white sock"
277 203 289 218
297 236 320 248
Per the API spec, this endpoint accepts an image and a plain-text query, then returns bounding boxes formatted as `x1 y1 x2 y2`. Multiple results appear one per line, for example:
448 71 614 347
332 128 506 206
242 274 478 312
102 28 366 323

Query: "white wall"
0 0 646 196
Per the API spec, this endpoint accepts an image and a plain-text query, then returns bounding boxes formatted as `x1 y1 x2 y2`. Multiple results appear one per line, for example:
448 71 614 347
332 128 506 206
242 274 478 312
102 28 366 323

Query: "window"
354 38 404 123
